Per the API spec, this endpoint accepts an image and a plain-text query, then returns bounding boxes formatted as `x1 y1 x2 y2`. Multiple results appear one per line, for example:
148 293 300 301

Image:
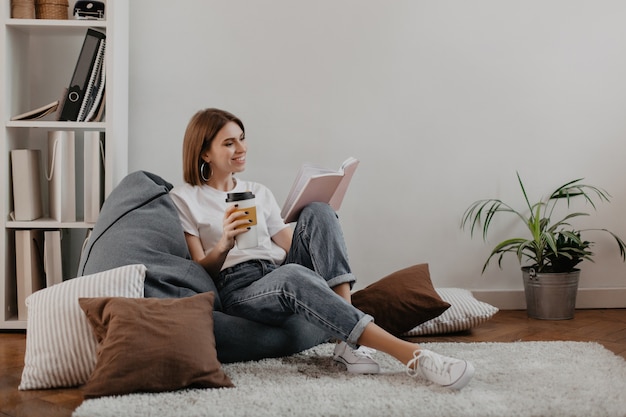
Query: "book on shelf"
57 28 106 122
10 149 44 221
44 230 63 287
281 157 360 223
15 230 45 321
10 100 59 121
78 36 106 122
84 131 105 223
47 131 76 222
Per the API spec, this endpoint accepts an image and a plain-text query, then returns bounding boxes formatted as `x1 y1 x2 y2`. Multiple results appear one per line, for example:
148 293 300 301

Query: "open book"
281 157 359 223
11 100 59 121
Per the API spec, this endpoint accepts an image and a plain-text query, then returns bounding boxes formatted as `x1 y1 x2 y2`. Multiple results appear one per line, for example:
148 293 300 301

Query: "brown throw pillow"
351 263 451 336
78 292 233 398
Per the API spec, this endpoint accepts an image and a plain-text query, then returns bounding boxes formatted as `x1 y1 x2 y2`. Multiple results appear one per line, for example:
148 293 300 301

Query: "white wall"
128 1 626 306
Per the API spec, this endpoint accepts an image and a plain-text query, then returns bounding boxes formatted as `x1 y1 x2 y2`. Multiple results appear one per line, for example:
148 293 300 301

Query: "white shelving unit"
0 1 128 329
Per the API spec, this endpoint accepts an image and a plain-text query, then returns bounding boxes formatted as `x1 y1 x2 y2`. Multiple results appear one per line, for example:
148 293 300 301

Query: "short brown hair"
182 108 245 185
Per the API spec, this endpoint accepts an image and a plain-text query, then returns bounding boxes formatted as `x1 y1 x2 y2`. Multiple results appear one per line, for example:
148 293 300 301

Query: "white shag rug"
73 341 626 417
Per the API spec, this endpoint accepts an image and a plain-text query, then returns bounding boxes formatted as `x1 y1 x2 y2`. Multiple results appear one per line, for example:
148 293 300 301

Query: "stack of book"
57 28 106 122
11 28 106 122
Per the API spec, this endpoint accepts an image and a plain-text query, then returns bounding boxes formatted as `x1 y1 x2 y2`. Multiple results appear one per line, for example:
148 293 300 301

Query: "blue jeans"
216 202 373 346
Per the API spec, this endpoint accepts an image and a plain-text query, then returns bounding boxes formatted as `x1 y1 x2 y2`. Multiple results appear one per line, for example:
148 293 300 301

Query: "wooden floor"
1 309 625 417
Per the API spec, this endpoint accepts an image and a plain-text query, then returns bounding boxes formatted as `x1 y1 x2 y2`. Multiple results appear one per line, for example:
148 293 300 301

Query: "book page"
281 163 336 217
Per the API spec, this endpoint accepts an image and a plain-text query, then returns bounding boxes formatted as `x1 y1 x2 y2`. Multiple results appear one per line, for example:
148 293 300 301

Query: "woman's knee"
300 202 339 223
276 264 327 287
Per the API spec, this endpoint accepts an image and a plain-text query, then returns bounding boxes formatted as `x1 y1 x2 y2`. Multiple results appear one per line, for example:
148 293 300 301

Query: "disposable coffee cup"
225 191 259 249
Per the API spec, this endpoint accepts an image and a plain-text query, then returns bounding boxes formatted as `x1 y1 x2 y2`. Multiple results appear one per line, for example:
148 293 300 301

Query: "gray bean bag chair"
77 170 329 363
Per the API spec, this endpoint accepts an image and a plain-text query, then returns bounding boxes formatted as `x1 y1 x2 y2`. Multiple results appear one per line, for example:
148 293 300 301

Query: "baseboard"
471 288 626 310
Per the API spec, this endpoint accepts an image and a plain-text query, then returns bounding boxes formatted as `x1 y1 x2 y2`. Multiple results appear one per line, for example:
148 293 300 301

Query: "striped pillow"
403 288 498 336
19 264 146 390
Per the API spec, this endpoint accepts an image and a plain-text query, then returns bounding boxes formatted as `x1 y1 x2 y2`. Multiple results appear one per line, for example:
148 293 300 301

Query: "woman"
170 108 475 389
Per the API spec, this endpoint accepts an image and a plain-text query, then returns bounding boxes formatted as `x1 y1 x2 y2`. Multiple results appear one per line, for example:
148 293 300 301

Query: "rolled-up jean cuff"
347 314 374 347
327 273 356 289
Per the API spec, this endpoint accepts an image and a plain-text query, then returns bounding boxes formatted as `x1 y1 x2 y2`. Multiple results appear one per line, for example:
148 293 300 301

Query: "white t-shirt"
170 179 291 271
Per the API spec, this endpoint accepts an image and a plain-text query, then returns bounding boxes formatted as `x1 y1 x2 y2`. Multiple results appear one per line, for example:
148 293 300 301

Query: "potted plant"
461 173 626 320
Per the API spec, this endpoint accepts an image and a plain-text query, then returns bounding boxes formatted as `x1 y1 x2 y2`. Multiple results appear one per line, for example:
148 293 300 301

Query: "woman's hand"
216 204 253 252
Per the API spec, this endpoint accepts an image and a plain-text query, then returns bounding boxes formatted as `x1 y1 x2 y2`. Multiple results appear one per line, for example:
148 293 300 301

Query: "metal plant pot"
522 267 580 320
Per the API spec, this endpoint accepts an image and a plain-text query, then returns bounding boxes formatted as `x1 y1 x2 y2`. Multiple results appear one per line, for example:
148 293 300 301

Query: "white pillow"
19 264 146 390
403 288 498 336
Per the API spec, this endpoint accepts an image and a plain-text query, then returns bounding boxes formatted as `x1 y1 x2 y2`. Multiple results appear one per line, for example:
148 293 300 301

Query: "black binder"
58 29 106 121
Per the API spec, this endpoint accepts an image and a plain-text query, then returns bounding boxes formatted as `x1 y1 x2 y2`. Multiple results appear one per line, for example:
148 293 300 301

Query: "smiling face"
202 121 247 178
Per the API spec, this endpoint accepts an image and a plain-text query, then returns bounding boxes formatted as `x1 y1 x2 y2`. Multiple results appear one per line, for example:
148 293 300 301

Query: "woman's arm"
185 233 229 279
186 205 250 278
272 226 293 253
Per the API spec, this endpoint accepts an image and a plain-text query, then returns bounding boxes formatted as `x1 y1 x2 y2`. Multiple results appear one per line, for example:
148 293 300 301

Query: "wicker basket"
35 0 69 20
11 0 36 19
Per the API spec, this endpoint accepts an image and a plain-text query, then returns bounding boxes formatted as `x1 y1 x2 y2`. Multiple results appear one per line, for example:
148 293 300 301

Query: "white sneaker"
406 349 474 390
333 342 380 374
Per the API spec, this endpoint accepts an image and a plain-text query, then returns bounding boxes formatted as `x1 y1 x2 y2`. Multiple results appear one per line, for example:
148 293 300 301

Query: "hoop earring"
200 161 212 182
